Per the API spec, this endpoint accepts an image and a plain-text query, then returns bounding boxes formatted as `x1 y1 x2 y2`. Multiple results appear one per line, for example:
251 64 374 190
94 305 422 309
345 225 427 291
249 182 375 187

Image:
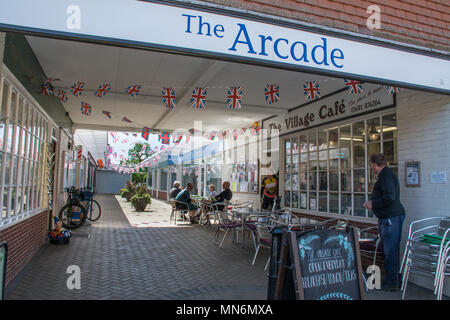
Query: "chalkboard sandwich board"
275 227 365 300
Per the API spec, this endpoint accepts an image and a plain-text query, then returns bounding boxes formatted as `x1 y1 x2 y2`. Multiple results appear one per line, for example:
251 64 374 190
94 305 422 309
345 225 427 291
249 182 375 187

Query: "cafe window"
159 168 168 191
284 112 397 218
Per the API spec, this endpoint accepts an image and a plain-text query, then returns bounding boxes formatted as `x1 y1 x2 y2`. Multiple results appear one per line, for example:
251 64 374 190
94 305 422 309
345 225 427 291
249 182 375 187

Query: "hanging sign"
263 83 394 136
0 0 448 93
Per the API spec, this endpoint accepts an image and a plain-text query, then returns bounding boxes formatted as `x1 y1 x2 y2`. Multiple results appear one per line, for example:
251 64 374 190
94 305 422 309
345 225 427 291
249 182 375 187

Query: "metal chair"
435 239 450 300
251 219 273 270
401 216 450 299
214 202 240 248
169 199 189 225
198 201 218 226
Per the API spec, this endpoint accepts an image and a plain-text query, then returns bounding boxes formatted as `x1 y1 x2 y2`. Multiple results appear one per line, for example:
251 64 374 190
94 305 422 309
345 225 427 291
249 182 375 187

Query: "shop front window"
283 112 397 218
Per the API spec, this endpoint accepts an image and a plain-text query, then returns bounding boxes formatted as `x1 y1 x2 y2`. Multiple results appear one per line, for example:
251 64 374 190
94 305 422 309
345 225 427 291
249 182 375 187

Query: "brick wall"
396 89 450 296
0 211 49 286
157 191 168 201
198 0 449 51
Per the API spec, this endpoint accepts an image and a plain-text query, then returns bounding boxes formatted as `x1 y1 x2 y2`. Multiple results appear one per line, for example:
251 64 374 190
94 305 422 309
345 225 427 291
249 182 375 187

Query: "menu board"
274 228 365 300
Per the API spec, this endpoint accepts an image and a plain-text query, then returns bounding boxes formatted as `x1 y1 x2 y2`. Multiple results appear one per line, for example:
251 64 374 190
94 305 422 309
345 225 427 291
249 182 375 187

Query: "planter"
125 191 134 202
133 198 148 212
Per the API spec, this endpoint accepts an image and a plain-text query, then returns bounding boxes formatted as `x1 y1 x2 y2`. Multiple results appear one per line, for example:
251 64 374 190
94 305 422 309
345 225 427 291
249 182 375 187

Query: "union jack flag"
184 135 191 144
218 130 226 140
40 80 54 96
57 89 68 103
226 87 243 109
188 128 196 135
208 132 216 141
344 79 363 94
80 102 92 116
303 81 320 100
141 127 151 140
122 117 132 123
173 135 182 145
132 133 137 137
102 110 112 119
190 87 207 109
232 129 239 141
125 85 141 97
161 87 176 109
264 84 280 104
95 83 111 98
159 131 171 145
386 86 401 94
70 82 85 97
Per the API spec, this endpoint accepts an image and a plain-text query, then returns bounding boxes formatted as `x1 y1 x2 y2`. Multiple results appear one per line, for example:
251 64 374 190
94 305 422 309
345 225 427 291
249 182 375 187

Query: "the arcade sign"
0 0 448 92
263 84 394 136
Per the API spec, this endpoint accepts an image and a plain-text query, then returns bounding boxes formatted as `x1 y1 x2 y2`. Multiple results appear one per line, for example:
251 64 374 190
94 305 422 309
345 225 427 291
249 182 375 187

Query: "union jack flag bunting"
159 131 171 145
232 129 239 141
95 83 112 98
132 133 137 137
264 84 280 104
386 86 401 94
184 135 191 144
208 133 216 141
303 81 320 100
173 135 182 145
70 82 85 97
190 87 207 109
57 89 68 103
218 130 226 140
125 85 141 97
122 117 132 123
102 110 112 119
226 87 243 109
80 102 92 116
161 87 176 109
141 127 151 140
40 80 54 96
344 79 363 94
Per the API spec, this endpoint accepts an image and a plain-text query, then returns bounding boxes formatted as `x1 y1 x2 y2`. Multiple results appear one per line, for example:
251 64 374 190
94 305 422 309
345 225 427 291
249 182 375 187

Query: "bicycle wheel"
87 199 102 222
59 203 87 229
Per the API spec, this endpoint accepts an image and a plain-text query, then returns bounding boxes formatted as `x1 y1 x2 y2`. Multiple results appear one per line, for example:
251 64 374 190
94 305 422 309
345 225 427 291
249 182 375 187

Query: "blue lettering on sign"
181 14 344 68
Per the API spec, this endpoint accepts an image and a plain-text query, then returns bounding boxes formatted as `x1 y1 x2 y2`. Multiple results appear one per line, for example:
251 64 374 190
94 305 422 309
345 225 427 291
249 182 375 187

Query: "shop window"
282 112 397 218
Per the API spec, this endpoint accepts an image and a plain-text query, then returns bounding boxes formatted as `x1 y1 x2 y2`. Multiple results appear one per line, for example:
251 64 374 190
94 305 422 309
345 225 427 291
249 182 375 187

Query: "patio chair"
251 220 273 270
401 216 450 299
214 205 241 248
358 226 383 269
169 199 189 225
198 201 219 226
435 239 450 300
244 213 272 250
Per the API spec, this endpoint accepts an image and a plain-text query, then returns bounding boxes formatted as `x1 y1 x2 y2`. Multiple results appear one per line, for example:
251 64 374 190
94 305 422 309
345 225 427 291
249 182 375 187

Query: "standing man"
363 154 405 291
260 173 278 211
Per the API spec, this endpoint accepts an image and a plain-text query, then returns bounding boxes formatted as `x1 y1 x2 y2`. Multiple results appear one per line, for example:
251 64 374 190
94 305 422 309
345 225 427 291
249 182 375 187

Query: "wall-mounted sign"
405 161 420 187
0 0 448 92
430 171 447 184
263 83 394 136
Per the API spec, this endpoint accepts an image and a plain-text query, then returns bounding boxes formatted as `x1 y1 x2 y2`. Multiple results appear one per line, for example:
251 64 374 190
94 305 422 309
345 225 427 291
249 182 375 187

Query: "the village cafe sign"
0 0 449 93
264 83 394 135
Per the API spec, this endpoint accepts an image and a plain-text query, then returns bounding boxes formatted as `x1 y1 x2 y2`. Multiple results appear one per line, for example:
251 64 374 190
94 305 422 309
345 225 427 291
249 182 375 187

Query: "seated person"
214 181 233 211
208 184 218 198
175 183 198 224
169 181 182 199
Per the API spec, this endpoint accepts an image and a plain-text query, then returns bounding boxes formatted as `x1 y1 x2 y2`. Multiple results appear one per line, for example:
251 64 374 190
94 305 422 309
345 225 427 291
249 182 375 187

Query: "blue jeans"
378 215 405 287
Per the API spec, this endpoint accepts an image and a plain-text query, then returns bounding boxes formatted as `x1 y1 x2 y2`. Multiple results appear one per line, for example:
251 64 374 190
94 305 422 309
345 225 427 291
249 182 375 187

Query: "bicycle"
59 187 87 229
76 187 102 222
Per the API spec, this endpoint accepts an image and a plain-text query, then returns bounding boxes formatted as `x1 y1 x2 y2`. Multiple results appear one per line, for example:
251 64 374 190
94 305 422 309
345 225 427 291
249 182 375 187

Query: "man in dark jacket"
169 181 182 199
363 154 405 291
214 181 232 211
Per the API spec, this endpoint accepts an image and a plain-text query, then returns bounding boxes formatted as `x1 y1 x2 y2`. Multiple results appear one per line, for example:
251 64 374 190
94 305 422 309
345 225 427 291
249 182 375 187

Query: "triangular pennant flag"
122 117 132 123
57 89 68 103
40 79 54 96
386 86 401 94
158 131 171 145
141 127 151 141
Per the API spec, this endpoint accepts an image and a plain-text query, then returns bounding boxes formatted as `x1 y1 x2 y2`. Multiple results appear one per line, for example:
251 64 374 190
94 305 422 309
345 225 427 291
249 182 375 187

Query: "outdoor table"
231 208 270 246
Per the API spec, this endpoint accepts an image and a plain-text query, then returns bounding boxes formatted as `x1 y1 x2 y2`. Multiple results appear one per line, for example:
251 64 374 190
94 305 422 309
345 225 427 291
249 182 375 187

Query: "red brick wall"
0 211 49 286
200 0 449 51
157 191 168 201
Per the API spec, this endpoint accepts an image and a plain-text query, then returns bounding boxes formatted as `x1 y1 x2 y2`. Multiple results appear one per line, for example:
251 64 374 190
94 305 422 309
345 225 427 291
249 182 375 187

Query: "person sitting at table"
208 184 218 198
169 181 182 199
175 183 199 224
214 181 233 211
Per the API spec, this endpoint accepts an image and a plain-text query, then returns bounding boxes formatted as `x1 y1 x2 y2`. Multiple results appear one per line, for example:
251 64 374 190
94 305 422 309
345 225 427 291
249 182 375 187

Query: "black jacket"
371 166 405 219
215 189 232 203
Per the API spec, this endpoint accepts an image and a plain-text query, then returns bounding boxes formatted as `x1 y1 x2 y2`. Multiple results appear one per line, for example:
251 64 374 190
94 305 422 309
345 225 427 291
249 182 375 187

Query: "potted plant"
124 181 136 202
120 187 128 198
131 186 152 212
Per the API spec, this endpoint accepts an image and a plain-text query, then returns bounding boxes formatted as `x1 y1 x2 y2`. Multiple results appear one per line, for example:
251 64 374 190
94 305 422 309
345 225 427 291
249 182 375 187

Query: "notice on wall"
430 171 447 184
292 229 363 300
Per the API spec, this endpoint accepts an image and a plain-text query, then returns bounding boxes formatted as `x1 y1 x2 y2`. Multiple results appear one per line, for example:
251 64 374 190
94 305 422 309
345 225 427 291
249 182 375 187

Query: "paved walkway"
6 195 268 300
5 194 446 300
